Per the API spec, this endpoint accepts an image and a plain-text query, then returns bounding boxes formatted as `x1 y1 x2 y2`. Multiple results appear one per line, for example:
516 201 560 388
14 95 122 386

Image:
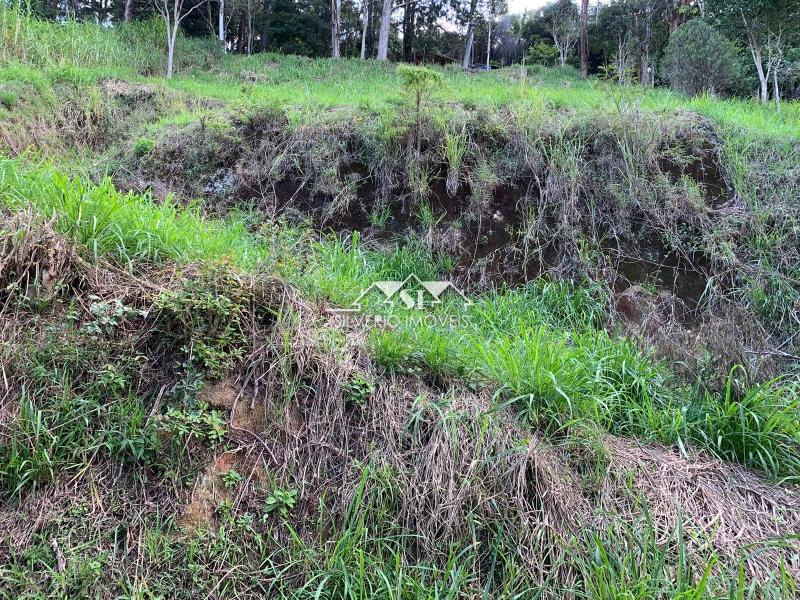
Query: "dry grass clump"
600 435 800 582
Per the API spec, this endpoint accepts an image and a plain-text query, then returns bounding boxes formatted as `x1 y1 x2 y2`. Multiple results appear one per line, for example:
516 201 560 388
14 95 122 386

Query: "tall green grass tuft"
0 158 270 269
688 368 800 481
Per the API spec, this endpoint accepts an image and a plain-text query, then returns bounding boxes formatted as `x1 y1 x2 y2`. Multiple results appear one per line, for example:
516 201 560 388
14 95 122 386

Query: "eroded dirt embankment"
120 105 798 384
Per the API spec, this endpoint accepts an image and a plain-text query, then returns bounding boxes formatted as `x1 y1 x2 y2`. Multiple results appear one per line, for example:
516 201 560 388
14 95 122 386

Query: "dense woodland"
21 0 800 101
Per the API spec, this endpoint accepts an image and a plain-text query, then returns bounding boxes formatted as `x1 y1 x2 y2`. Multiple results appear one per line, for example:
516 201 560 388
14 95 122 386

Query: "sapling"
397 64 442 156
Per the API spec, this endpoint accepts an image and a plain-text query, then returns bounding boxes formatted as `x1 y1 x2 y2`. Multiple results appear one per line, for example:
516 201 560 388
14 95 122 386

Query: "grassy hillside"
1 8 799 599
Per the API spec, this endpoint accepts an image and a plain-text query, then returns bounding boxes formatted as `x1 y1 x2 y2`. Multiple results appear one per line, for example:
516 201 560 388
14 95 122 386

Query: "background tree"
331 0 341 57
268 0 330 55
596 0 635 83
461 0 481 68
259 0 272 50
541 0 579 68
483 0 507 66
664 18 737 96
707 0 799 103
154 0 209 77
495 13 525 65
579 0 588 77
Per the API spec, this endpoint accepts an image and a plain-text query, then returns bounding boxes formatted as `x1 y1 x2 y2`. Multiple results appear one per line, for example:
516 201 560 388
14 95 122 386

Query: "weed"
132 137 155 157
159 403 227 445
262 487 298 519
221 468 243 489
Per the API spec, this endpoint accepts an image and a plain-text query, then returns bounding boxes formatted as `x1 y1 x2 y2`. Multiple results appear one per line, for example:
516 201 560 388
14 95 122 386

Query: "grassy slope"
1 8 800 599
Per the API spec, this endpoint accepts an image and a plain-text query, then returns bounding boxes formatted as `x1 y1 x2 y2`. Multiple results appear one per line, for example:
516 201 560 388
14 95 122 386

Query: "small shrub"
133 137 155 157
0 90 17 109
221 468 243 489
342 373 374 407
262 487 298 519
664 20 738 97
155 264 252 378
159 402 227 445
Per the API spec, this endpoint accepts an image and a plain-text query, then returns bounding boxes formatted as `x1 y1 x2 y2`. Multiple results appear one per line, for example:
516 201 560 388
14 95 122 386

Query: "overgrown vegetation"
0 8 799 599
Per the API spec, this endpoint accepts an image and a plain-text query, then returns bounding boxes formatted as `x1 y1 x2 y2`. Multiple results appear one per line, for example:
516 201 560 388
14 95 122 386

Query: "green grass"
2 6 798 145
0 158 271 269
2 157 798 481
0 5 217 76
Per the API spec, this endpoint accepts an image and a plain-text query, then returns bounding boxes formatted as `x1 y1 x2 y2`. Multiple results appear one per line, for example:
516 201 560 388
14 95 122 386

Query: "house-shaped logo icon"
328 274 472 313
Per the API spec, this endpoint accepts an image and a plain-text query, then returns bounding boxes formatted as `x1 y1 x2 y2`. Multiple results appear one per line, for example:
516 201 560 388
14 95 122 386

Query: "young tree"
397 64 441 154
154 0 209 78
541 0 579 68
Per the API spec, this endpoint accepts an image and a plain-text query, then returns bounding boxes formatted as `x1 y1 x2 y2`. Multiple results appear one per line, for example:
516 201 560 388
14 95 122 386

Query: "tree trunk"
236 10 245 52
259 0 270 51
366 0 376 56
485 18 491 67
462 0 477 69
331 0 341 58
166 32 176 78
743 17 769 104
462 27 474 68
579 0 588 78
124 0 133 22
752 46 768 103
402 1 415 62
360 0 368 59
773 64 781 108
668 0 686 33
218 0 225 46
377 0 392 60
206 0 215 36
246 0 252 54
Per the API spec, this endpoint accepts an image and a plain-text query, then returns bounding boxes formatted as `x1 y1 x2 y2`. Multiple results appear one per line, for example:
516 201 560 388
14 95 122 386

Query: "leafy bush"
526 42 559 67
664 19 738 96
